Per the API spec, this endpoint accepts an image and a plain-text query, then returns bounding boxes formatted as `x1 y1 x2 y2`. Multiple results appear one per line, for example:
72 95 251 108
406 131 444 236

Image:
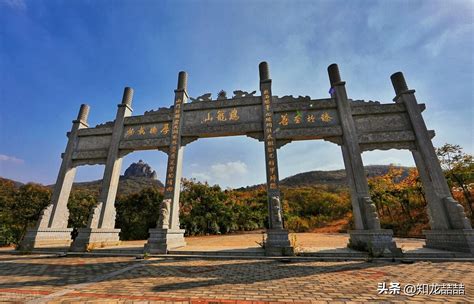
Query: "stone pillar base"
265 229 294 256
348 229 401 256
18 228 73 251
423 229 474 254
70 228 121 252
144 228 186 254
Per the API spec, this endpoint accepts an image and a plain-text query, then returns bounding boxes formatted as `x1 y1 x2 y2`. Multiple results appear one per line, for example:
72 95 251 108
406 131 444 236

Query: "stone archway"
20 62 474 255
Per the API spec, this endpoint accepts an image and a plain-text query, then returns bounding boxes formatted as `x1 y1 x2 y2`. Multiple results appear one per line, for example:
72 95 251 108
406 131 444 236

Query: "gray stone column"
391 72 473 253
329 64 398 254
19 104 90 251
71 88 133 251
259 62 293 256
145 72 187 253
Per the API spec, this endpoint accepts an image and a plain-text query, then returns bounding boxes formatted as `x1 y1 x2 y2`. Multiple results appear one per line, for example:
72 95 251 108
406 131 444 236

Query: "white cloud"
2 0 26 11
0 154 24 164
190 172 211 182
188 161 249 187
211 161 248 180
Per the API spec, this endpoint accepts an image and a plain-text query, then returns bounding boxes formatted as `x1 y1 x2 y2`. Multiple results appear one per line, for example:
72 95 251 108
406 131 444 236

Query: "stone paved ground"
0 253 472 303
93 233 426 254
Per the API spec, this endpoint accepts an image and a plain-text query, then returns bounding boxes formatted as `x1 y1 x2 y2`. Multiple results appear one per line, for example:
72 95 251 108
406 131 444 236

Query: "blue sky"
1 0 473 188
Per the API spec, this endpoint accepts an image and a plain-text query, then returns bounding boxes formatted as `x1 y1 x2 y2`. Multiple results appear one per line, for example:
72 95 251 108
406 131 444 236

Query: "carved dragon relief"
360 196 381 230
144 106 173 115
191 90 258 102
95 121 115 128
190 93 212 102
279 95 311 102
233 90 256 98
36 203 54 229
350 99 381 104
87 202 103 228
157 198 171 229
271 196 283 229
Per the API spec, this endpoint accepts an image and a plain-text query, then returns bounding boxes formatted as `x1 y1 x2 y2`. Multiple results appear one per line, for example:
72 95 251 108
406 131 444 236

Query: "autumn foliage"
1 144 472 246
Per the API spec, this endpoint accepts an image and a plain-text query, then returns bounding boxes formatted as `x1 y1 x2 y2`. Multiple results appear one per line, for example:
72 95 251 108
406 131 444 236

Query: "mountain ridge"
2 164 412 195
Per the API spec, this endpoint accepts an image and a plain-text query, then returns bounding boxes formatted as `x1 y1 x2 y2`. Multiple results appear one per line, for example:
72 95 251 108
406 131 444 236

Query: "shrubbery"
115 187 163 240
1 144 471 246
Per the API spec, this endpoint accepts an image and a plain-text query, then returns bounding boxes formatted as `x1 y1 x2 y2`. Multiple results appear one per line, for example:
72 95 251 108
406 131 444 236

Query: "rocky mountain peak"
124 160 157 179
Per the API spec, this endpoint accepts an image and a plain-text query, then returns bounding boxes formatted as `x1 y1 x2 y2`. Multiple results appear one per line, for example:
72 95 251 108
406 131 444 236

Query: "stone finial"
390 72 409 96
77 104 90 122
328 63 341 86
259 61 270 81
177 71 187 90
121 87 134 106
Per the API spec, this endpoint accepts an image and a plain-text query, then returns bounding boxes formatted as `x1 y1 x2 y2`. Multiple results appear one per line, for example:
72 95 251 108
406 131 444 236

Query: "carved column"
19 104 90 251
259 62 293 256
71 88 133 251
329 64 398 253
145 72 187 253
391 72 473 253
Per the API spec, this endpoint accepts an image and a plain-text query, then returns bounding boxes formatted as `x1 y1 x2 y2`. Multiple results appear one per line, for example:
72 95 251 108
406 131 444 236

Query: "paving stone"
0 254 472 303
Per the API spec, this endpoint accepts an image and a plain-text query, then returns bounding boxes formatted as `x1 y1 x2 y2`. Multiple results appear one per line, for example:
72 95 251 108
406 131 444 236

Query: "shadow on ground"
0 255 437 292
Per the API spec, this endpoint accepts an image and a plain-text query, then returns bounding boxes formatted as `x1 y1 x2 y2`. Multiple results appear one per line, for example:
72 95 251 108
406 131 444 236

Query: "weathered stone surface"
145 228 186 253
19 228 73 251
70 228 121 251
265 229 293 256
66 97 435 163
21 63 473 256
348 229 401 256
124 160 157 179
424 229 474 253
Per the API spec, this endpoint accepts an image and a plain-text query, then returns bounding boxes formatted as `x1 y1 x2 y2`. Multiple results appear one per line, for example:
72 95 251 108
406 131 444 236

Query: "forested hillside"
1 144 472 246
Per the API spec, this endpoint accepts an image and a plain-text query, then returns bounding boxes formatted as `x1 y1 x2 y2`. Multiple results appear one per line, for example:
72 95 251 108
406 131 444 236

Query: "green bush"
286 216 310 232
115 187 163 240
0 180 51 245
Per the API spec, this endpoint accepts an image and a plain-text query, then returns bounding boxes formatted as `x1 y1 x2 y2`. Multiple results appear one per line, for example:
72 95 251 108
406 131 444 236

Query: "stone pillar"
259 62 293 256
19 104 90 251
145 72 187 253
391 72 473 253
329 64 398 254
71 88 133 251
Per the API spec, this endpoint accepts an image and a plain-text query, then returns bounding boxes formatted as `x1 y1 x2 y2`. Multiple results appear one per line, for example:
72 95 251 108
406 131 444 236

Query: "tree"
115 187 163 240
179 179 234 235
67 190 98 238
0 182 51 245
436 143 474 219
368 166 428 236
0 179 19 245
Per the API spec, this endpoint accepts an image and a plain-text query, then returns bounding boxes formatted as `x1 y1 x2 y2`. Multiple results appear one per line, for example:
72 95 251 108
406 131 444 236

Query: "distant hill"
2 164 412 194
69 160 164 196
0 161 164 196
70 176 164 196
280 165 412 188
236 165 413 190
0 178 24 188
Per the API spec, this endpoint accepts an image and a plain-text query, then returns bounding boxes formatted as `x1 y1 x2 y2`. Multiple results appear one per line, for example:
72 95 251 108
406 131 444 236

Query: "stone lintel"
145 228 186 254
18 228 73 251
423 229 474 254
70 228 121 252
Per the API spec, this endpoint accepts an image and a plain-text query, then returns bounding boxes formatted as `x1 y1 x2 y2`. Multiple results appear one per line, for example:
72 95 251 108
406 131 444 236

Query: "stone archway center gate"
20 62 474 255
